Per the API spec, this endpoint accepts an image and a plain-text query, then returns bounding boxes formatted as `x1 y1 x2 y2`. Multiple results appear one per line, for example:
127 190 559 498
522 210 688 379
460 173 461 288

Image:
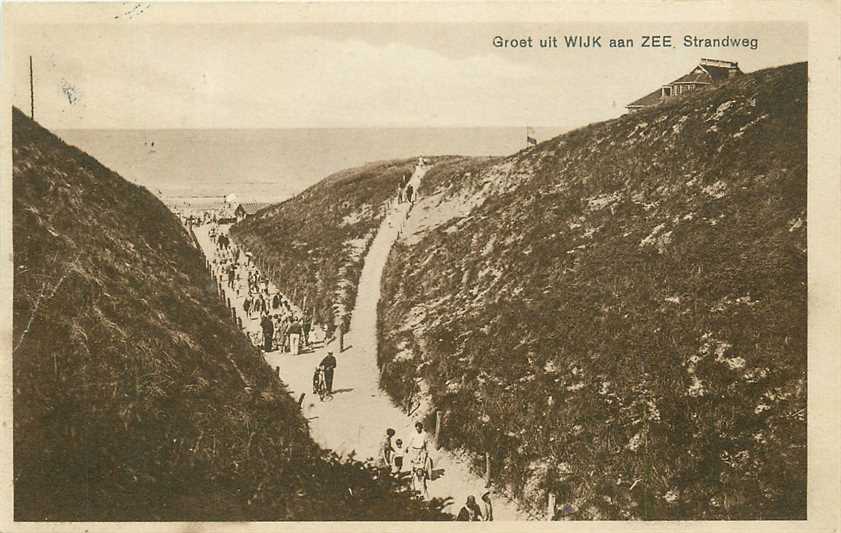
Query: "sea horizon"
55 126 571 205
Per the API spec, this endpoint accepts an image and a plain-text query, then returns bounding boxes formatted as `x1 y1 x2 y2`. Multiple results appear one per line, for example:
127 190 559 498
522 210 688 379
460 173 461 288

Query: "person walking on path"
276 316 290 353
319 351 337 394
227 264 236 289
481 491 494 521
260 313 275 352
408 422 430 475
302 314 312 348
456 496 483 521
271 313 283 350
405 183 414 205
399 173 409 203
288 316 303 355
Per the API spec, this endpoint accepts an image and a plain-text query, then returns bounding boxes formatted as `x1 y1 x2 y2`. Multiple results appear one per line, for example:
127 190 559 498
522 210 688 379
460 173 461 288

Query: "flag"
526 126 537 147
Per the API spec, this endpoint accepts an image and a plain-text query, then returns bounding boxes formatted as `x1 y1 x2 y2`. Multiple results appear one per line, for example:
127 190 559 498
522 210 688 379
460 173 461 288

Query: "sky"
7 4 807 131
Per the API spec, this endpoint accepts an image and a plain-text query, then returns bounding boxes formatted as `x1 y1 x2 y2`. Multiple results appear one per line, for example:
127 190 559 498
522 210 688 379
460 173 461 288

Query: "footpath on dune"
196 163 528 519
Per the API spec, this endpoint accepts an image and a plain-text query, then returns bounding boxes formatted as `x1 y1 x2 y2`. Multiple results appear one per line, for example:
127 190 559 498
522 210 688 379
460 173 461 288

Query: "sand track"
196 163 527 519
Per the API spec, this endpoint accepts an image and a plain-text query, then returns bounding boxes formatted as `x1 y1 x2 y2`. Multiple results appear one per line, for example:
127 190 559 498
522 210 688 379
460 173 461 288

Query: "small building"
217 204 237 225
235 202 269 222
626 58 743 113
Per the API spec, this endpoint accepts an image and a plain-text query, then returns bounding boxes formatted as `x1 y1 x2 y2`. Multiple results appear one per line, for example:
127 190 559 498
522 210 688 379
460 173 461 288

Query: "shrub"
12 108 448 521
378 63 807 519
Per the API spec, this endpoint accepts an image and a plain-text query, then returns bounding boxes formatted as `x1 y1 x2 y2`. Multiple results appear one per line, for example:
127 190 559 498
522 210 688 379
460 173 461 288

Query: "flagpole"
29 56 34 120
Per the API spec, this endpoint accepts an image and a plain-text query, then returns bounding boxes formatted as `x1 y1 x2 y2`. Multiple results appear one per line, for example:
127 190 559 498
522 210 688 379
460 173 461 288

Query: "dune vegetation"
11 108 448 521
231 157 456 336
378 63 807 519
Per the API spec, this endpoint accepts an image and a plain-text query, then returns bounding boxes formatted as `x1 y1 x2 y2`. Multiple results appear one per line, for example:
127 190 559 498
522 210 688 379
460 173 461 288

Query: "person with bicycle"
312 365 329 401
409 421 430 466
311 351 337 401
319 351 337 394
408 422 432 496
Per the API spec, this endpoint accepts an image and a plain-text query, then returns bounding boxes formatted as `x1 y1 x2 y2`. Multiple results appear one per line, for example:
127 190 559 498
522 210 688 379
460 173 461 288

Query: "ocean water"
55 127 567 205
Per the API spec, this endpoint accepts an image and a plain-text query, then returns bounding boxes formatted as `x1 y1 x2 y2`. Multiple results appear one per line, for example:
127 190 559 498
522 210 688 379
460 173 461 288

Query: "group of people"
179 209 217 227
209 223 315 355
396 156 427 205
260 312 311 355
379 427 408 476
214 232 231 251
379 423 431 486
398 173 415 205
456 492 494 521
204 193 499 521
378 422 493 520
244 288 282 319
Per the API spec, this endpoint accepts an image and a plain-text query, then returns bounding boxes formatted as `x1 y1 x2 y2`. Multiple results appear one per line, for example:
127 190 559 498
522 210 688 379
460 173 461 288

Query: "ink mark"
114 2 151 20
60 79 80 105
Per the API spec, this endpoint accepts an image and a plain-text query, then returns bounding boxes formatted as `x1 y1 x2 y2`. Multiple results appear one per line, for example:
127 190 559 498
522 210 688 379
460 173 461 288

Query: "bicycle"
313 366 331 401
410 453 433 498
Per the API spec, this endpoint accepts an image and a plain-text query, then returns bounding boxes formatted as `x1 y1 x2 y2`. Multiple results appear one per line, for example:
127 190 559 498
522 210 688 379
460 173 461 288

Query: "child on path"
379 428 396 471
392 438 405 475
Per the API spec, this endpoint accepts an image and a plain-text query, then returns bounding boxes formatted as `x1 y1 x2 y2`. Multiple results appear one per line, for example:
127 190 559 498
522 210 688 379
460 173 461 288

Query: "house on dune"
235 202 269 222
626 58 743 112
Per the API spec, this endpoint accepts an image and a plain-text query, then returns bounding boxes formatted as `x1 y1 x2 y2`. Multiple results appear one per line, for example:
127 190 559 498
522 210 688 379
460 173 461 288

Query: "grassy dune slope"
379 63 807 519
11 108 445 521
231 157 453 335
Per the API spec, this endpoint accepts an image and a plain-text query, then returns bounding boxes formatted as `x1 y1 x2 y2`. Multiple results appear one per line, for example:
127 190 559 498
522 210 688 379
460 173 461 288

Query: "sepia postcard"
1 1 839 532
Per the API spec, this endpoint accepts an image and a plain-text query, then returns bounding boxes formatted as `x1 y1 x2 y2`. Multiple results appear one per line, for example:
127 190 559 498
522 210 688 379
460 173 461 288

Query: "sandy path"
195 164 528 519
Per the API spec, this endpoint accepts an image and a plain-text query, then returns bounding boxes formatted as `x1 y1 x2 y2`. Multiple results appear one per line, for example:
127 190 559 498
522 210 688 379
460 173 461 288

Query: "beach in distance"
7 0 838 524
57 126 566 204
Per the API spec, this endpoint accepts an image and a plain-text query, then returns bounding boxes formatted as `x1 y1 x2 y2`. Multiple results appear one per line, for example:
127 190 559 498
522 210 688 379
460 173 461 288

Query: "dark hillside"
231 157 455 336
11 108 446 521
379 63 807 519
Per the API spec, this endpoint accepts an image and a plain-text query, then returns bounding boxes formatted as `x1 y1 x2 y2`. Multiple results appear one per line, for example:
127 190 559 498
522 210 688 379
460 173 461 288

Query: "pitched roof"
626 88 664 108
238 202 270 215
671 71 713 84
701 64 740 82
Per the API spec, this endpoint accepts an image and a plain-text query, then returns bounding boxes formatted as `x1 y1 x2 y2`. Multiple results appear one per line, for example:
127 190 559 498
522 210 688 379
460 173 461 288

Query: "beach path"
195 163 528 519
